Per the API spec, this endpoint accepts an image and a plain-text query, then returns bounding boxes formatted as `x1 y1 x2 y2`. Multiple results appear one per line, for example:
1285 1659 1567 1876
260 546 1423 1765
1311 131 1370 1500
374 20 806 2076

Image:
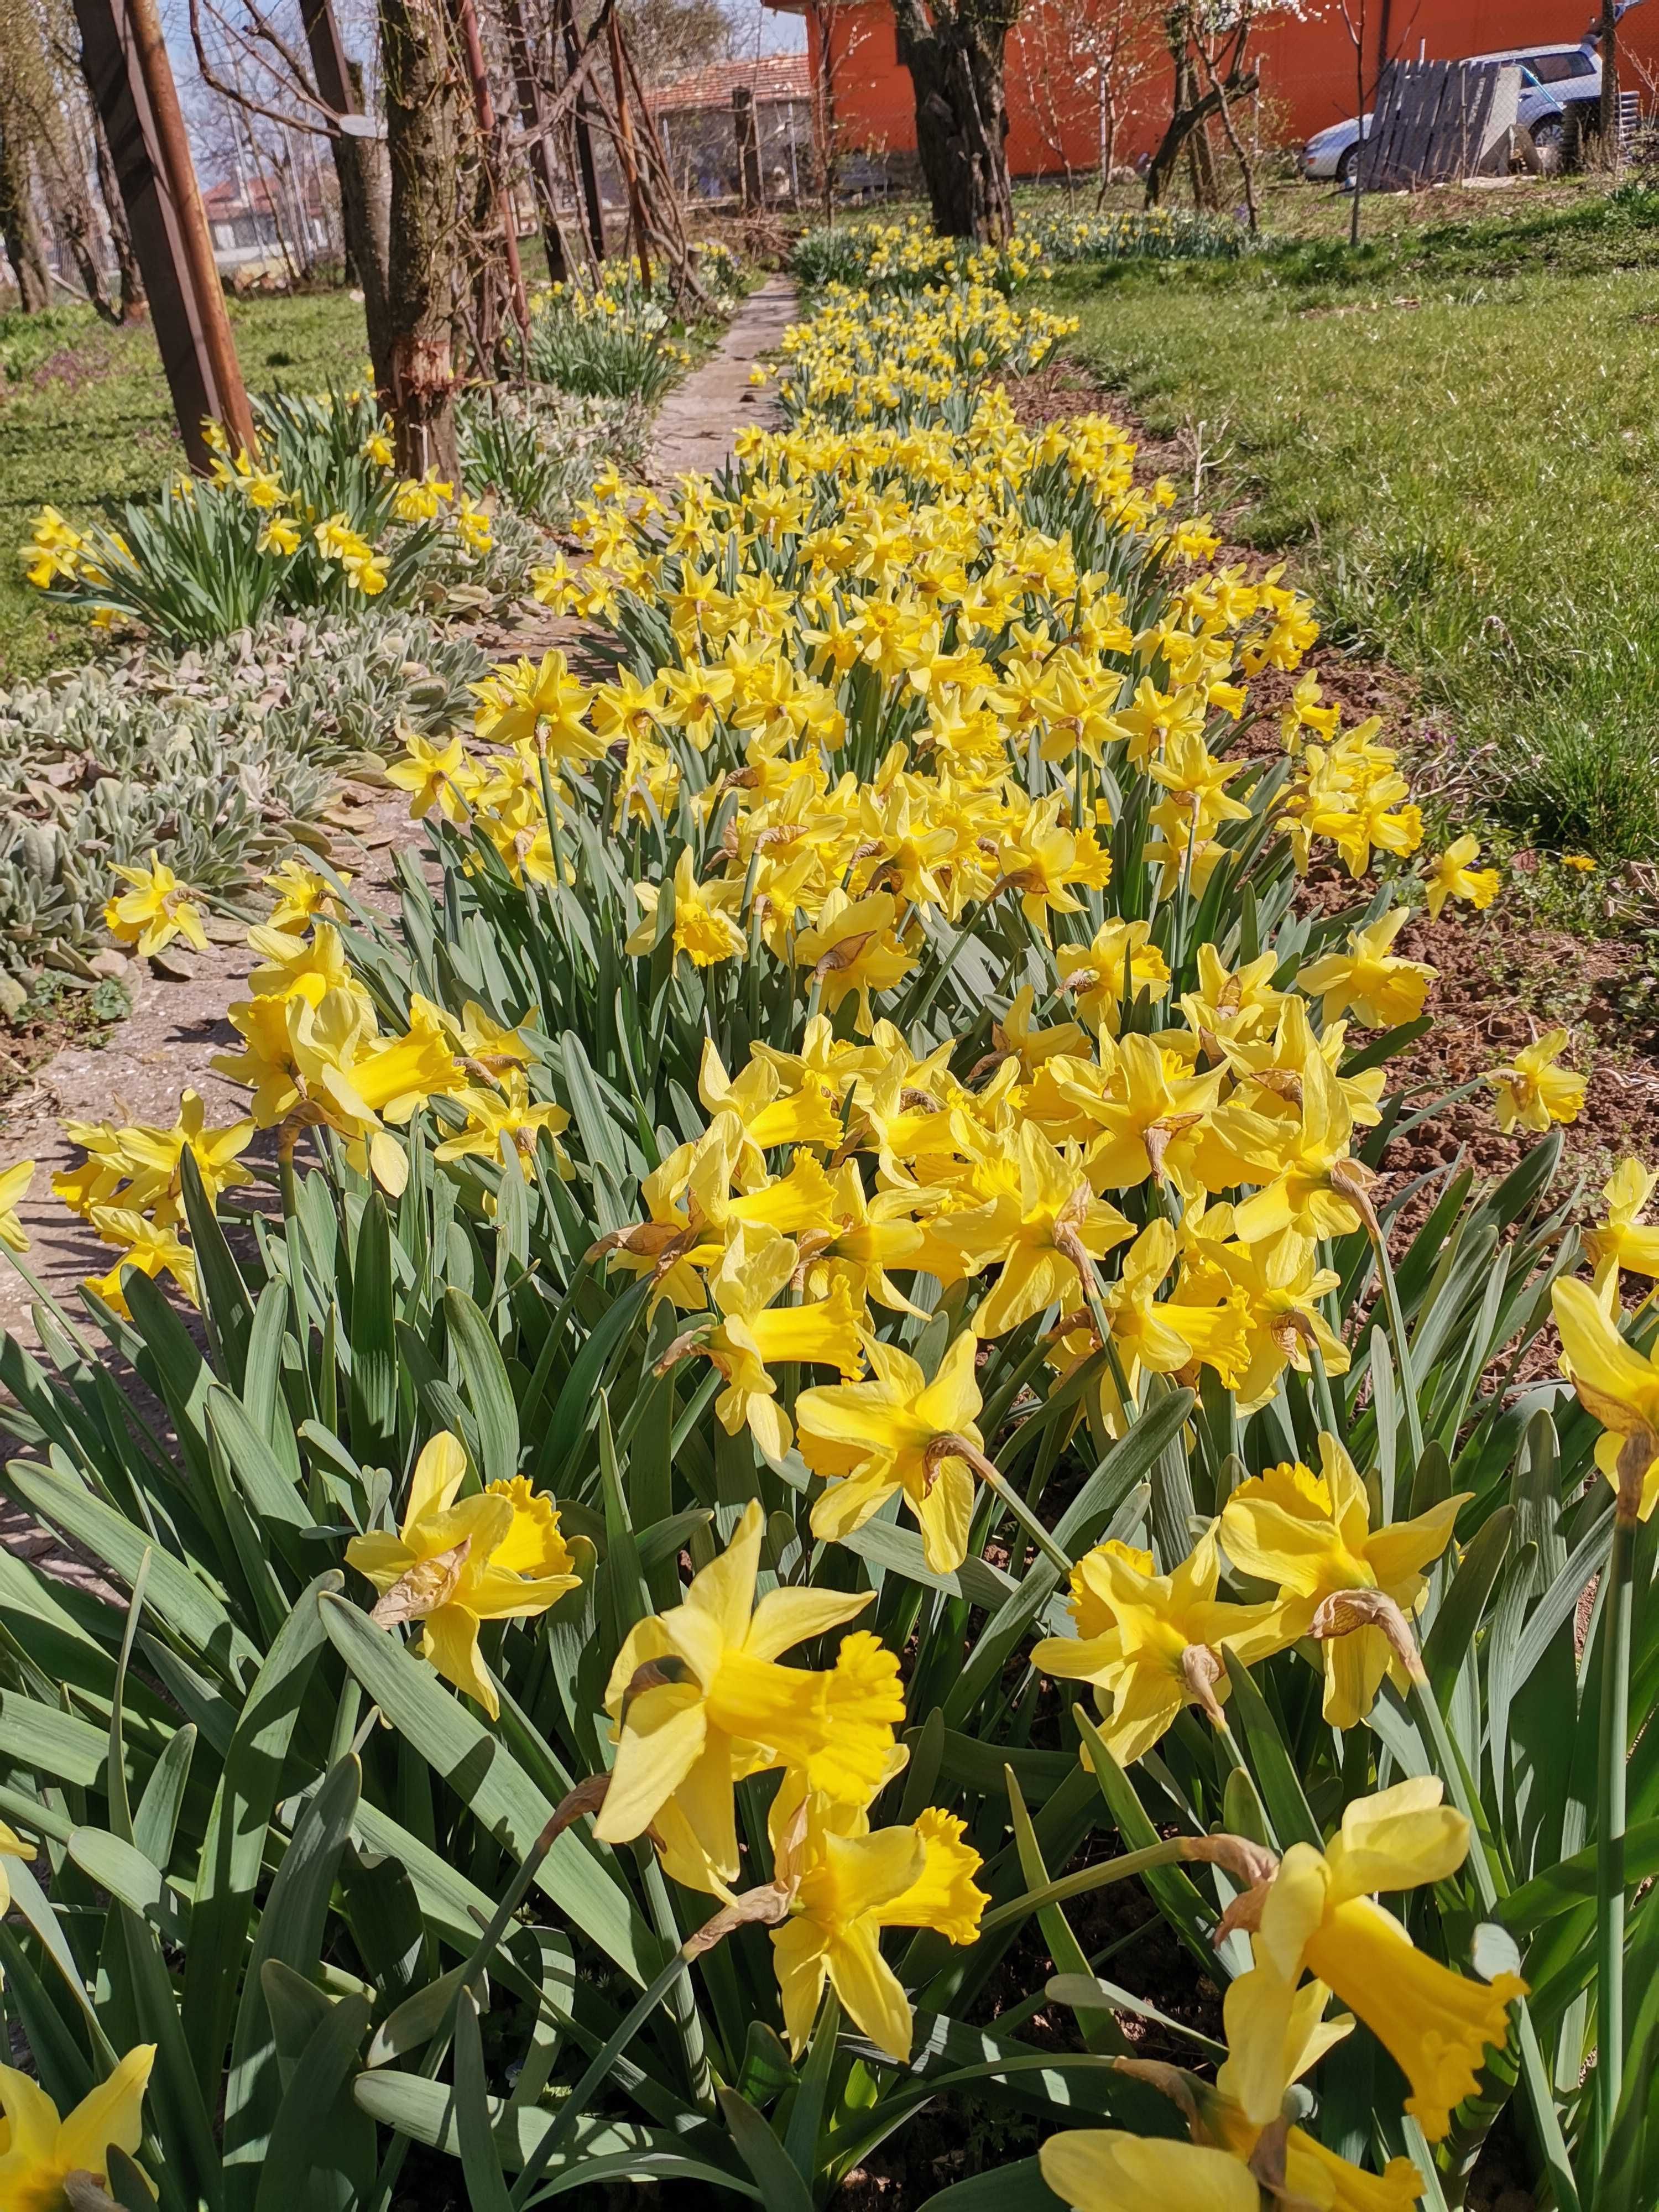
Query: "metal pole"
452 0 531 341
72 0 255 466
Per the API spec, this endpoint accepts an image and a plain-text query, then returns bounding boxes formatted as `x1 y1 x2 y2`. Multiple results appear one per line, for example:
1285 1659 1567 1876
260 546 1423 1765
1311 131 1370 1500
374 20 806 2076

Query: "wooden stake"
605 6 650 286
72 0 255 466
452 0 531 342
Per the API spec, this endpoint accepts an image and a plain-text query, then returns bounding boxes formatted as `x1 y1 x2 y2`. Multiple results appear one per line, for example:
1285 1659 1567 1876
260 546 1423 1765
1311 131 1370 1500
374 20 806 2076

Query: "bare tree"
1143 1 1256 207
802 0 878 220
379 0 466 470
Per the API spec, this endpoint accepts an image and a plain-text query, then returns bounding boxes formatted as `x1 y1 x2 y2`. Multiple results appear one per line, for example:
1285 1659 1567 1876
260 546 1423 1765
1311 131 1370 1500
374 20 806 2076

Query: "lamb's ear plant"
0 255 1650 2212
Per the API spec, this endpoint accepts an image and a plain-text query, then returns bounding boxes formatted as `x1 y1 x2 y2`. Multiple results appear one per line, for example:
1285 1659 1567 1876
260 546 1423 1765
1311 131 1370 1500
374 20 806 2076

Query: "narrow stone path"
0 274 795 1346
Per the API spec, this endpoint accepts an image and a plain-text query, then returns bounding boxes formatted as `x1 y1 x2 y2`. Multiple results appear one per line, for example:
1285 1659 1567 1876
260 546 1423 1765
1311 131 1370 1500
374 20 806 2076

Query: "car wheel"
1336 144 1359 187
1530 117 1566 174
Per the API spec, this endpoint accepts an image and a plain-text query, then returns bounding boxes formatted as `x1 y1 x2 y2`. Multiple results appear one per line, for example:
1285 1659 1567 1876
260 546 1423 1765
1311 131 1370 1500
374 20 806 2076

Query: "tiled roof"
646 54 812 112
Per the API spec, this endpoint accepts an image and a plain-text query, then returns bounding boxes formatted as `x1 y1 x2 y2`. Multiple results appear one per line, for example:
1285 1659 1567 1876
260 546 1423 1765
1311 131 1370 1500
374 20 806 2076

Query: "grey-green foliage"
458 389 650 526
0 609 485 982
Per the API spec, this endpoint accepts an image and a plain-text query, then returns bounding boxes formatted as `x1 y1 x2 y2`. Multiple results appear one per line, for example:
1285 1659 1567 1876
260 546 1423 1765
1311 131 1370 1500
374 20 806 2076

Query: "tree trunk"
301 0 395 393
88 90 145 318
890 0 1014 243
0 129 50 308
1600 0 1619 169
501 0 567 283
379 0 462 476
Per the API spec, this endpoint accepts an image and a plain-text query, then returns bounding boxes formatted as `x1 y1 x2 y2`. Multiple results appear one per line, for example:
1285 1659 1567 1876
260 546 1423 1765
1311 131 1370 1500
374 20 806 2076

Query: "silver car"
1300 44 1601 184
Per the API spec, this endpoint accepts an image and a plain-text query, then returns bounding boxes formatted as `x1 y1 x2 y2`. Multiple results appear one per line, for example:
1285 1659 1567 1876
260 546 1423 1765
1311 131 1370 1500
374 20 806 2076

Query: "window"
1527 49 1597 82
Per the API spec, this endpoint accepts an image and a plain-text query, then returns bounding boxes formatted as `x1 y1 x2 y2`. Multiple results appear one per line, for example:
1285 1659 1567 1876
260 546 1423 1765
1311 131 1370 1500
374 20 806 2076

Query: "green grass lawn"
0 288 369 685
1056 178 1659 864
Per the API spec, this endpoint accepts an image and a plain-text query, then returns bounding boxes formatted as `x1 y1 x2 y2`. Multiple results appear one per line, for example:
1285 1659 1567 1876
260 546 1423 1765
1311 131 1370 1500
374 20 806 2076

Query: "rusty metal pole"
605 7 650 287
452 0 531 343
72 0 255 466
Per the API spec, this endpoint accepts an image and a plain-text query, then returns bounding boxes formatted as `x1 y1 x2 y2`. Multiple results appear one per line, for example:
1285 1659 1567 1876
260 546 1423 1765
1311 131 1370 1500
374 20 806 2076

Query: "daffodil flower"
1220 1436 1465 1727
594 1500 905 1887
433 1072 571 1181
1224 1779 1525 2143
1034 1527 1285 1765
1422 834 1500 921
697 1223 863 1458
1584 1156 1659 1310
0 1161 33 1254
627 849 747 967
1552 1275 1659 1519
799 1332 984 1571
1485 1026 1585 1134
347 1434 578 1719
940 1121 1131 1338
771 1796 987 2060
103 853 209 959
0 2044 156 2208
387 729 471 823
1040 1969 1422 2211
1297 907 1435 1031
86 1206 199 1315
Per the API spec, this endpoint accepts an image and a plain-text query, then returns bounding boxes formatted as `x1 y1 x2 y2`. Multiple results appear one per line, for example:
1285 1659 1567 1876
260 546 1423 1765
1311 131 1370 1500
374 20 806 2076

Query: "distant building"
647 55 815 205
764 0 1659 187
202 173 333 271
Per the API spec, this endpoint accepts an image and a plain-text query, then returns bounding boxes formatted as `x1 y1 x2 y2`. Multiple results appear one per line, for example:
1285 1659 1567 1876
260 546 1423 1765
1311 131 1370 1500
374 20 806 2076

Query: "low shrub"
458 388 649 524
23 387 495 649
0 609 482 985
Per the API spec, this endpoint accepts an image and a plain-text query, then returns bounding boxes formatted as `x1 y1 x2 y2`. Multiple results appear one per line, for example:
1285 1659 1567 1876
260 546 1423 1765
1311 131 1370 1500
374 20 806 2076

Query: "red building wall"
803 0 1659 176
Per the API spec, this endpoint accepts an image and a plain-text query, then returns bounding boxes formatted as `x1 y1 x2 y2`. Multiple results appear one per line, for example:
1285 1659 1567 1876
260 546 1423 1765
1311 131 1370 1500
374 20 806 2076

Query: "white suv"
1300 43 1602 184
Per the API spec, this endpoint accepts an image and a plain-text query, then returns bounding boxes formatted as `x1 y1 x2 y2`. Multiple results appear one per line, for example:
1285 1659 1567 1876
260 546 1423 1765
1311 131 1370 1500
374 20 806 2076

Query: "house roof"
646 54 812 112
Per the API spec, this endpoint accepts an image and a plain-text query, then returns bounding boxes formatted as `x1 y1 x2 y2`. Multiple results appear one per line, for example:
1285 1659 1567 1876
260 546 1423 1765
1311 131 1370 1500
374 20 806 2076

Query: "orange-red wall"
811 0 1659 174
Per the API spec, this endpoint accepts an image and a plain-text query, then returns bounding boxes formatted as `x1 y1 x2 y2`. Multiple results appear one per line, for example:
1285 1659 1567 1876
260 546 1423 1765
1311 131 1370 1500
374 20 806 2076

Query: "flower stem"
1596 1501 1636 2157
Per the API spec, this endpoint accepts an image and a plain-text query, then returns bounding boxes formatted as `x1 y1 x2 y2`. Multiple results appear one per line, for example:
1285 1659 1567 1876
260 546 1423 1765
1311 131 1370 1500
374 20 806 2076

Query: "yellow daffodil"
1228 1779 1525 2143
0 2044 156 2208
263 858 351 931
1220 1436 1465 1726
103 853 210 958
433 1072 571 1180
796 889 915 1033
346 1433 577 1719
1584 1157 1659 1309
257 514 301 557
86 1206 199 1315
1041 1967 1421 2211
798 1332 984 1571
387 729 471 823
1422 834 1499 921
0 1161 33 1253
593 1500 905 1886
627 848 747 967
942 1121 1132 1338
1485 1026 1585 1134
1297 907 1435 1031
1055 918 1170 1036
697 1224 863 1458
772 1798 987 2060
55 1090 253 1230
1551 1275 1659 1519
1033 1526 1285 1765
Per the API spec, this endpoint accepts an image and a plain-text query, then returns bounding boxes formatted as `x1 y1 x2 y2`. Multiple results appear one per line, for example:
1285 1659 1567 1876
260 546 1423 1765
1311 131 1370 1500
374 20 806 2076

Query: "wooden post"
733 82 762 208
72 0 254 467
559 0 606 261
501 0 568 283
1600 0 1620 170
452 0 530 342
606 7 650 286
